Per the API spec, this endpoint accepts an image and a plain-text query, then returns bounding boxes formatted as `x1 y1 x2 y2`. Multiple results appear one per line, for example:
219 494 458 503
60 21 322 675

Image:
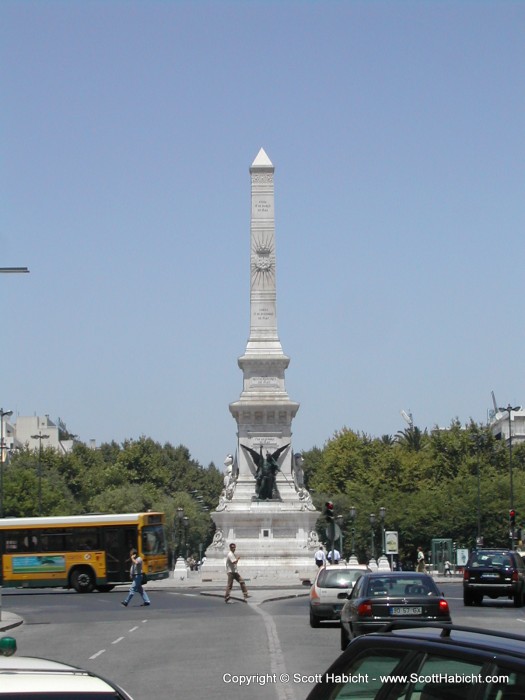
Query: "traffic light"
324 501 335 523
510 509 516 528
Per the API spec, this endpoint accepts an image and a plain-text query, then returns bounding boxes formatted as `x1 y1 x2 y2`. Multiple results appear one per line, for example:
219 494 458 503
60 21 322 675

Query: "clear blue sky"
1 0 523 467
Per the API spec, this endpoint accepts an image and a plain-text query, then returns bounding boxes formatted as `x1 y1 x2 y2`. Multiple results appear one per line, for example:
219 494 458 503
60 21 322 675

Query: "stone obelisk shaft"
246 148 282 354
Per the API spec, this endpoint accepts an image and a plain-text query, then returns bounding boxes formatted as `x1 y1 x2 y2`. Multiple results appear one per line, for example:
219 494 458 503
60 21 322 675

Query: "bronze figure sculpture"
241 443 290 500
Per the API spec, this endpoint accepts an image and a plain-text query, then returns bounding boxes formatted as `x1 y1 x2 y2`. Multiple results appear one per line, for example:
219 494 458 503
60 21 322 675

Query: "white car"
0 636 134 699
309 564 369 627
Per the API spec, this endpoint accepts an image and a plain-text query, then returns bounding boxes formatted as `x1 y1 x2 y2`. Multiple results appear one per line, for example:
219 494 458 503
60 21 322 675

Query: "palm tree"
395 426 427 452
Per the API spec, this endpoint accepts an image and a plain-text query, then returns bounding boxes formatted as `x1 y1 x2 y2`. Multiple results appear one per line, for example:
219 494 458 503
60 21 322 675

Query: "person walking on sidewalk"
121 548 151 607
224 543 250 603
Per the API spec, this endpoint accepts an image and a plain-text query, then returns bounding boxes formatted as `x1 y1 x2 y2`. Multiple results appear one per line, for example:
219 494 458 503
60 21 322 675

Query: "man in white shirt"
225 543 250 603
327 549 341 565
314 546 327 568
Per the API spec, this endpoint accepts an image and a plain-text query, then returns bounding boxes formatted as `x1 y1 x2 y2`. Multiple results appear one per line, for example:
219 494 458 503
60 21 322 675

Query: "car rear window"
318 570 363 589
366 577 439 597
469 552 513 568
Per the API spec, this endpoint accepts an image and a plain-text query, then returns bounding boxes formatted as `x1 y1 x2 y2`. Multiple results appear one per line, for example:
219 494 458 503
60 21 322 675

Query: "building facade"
2 414 77 456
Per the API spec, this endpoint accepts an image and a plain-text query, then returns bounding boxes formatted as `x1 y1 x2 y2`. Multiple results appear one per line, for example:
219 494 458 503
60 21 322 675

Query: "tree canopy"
3 417 523 566
3 437 223 558
303 419 525 565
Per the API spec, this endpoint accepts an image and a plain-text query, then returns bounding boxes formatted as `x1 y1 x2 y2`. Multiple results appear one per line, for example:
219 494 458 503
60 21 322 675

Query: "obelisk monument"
203 149 319 582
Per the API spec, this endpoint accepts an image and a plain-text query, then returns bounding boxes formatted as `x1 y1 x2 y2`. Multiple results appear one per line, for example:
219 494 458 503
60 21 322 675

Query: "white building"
490 407 525 447
2 415 78 455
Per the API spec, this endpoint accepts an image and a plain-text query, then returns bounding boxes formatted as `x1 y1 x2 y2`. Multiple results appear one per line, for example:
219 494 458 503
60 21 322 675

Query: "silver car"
309 564 369 627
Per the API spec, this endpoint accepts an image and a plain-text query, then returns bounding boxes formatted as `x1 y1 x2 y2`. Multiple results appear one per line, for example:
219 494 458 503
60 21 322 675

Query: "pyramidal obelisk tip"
251 147 273 168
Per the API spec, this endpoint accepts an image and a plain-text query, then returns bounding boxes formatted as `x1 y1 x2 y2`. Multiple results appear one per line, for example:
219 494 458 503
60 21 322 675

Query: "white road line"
89 650 106 660
252 604 296 700
89 621 147 661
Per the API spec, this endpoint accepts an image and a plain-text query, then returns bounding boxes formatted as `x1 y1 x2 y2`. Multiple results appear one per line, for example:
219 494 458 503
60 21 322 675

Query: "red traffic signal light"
510 509 516 526
324 501 335 522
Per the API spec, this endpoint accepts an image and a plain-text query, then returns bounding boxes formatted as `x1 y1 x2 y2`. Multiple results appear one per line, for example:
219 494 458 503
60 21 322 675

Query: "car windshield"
365 577 438 597
318 570 363 589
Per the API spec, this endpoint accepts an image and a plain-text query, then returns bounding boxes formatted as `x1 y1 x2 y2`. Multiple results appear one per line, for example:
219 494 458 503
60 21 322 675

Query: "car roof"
364 571 430 578
319 564 368 572
0 657 72 671
314 565 368 581
363 623 525 659
0 655 131 697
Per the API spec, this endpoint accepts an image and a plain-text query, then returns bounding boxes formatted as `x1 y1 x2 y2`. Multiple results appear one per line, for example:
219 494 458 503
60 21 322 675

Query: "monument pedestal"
202 475 319 582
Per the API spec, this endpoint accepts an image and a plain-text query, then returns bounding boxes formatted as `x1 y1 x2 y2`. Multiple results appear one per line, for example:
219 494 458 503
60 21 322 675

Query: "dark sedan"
340 571 451 649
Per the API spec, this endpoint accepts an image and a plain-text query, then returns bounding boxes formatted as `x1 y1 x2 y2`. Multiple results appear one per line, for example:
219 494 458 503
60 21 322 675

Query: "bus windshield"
141 524 167 556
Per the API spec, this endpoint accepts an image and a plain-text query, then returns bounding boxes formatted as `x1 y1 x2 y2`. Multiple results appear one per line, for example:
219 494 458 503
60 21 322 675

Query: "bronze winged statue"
241 443 290 500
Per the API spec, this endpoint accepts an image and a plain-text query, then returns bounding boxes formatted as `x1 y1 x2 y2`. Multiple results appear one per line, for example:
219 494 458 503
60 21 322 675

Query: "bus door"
102 527 137 582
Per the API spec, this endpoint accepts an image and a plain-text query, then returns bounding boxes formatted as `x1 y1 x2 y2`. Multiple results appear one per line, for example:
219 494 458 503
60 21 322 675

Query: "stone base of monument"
202 481 320 583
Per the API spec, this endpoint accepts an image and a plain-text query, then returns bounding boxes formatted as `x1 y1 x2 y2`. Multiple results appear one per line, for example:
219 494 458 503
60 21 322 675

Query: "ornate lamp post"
0 409 13 518
31 431 49 516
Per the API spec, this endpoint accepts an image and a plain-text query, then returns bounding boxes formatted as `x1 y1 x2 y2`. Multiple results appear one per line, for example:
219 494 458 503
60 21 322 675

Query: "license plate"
481 574 499 579
390 606 422 616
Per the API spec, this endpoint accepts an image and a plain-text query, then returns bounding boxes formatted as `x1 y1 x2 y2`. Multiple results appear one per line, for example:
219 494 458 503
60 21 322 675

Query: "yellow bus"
0 512 169 593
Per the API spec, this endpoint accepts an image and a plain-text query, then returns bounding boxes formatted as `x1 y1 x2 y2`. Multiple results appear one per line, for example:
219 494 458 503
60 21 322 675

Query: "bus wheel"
96 585 115 592
71 567 95 593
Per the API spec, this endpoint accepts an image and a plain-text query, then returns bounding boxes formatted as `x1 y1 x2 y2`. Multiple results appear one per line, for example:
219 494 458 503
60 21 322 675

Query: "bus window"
3 530 38 552
71 528 100 551
40 531 67 552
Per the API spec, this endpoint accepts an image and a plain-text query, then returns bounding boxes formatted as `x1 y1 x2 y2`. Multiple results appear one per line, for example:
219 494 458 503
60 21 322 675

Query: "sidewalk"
148 568 312 604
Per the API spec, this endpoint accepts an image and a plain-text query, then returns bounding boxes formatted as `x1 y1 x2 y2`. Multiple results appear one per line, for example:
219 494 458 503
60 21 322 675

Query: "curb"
200 590 309 604
0 613 23 633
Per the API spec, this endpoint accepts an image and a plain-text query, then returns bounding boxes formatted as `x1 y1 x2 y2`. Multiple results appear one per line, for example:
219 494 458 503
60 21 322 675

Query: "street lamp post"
379 507 386 556
369 513 376 562
348 507 358 564
0 409 13 518
476 462 482 546
175 507 184 567
30 431 49 516
349 507 356 554
183 516 190 559
498 404 520 545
